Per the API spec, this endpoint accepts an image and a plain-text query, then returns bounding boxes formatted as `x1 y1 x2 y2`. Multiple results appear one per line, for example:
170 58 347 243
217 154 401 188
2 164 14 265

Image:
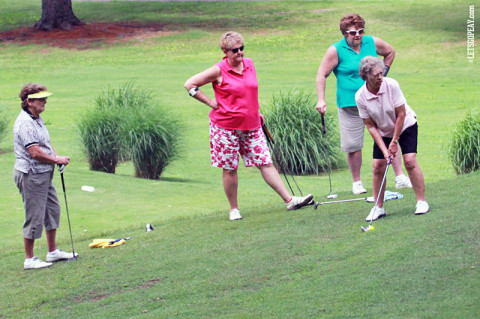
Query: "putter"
321 114 338 199
262 123 303 197
362 158 392 232
58 165 77 261
314 197 368 209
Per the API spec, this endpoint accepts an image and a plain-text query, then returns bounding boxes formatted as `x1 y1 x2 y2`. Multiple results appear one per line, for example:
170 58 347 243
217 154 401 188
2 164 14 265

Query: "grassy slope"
0 0 479 317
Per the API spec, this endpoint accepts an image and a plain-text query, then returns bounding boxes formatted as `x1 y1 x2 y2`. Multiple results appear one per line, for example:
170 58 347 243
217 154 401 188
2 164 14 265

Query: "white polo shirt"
13 109 55 174
355 77 417 137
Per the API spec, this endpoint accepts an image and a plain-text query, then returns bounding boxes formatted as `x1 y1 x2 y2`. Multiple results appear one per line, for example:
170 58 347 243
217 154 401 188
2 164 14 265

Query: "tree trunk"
33 0 82 31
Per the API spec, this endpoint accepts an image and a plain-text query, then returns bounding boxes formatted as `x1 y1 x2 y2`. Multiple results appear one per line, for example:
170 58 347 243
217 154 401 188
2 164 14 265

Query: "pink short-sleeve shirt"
210 57 261 131
355 77 417 137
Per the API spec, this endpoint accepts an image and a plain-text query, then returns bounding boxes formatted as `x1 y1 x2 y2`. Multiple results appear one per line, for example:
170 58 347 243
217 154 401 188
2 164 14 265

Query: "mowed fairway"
0 0 479 318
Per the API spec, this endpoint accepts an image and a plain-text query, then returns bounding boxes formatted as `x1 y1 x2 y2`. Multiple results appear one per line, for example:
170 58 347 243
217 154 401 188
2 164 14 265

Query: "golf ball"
369 226 375 230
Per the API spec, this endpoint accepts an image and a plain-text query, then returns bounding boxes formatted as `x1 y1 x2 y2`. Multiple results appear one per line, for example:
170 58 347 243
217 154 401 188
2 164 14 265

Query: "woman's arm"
27 145 70 165
373 36 395 69
315 46 338 114
184 65 222 109
363 117 390 161
388 104 406 157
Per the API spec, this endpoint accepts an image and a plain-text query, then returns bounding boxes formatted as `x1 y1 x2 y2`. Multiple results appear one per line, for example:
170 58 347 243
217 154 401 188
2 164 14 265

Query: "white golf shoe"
24 257 53 270
229 208 242 221
365 206 386 222
46 249 78 262
286 194 313 211
395 174 412 189
352 181 367 195
415 201 430 215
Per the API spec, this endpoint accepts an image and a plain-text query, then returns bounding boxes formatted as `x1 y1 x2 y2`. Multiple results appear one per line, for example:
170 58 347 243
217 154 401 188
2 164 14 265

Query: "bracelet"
188 87 199 97
392 139 398 144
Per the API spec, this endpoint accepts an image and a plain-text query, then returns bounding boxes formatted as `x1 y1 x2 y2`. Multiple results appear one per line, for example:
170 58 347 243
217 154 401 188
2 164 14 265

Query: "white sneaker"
415 201 429 215
24 257 53 270
229 208 242 221
395 174 412 189
365 206 386 222
352 181 367 195
286 194 313 211
46 249 78 262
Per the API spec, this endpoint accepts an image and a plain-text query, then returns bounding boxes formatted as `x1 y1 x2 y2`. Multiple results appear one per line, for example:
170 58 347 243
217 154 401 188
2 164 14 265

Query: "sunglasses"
29 98 47 102
229 45 244 53
345 28 364 36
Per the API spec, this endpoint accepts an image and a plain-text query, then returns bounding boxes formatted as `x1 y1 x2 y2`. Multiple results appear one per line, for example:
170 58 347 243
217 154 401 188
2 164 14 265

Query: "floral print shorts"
210 122 272 170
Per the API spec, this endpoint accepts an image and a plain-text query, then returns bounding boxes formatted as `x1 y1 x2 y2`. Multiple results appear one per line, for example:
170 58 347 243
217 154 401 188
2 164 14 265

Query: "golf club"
58 165 77 261
361 157 392 232
314 197 368 209
262 123 303 197
321 114 338 199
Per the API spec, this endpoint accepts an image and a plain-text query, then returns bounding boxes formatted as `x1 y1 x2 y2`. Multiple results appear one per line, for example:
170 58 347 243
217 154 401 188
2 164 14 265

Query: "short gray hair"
219 31 244 51
359 56 385 81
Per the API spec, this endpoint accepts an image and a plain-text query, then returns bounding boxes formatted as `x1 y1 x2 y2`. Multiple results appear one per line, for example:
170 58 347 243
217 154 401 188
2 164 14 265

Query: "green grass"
0 0 479 317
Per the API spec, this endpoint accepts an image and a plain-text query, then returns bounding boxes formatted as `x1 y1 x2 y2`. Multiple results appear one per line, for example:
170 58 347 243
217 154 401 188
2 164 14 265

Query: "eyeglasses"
229 45 244 53
29 98 47 102
345 28 364 36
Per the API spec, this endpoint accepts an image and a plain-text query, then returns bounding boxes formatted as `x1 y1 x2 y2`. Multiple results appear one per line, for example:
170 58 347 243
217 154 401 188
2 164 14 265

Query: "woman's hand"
55 156 70 166
315 100 327 115
388 141 398 159
208 99 219 110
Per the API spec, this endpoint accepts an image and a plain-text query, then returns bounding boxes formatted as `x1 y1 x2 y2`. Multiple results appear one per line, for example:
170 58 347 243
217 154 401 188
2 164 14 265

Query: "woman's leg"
223 169 239 209
372 159 387 208
348 150 362 182
403 153 425 201
257 164 291 202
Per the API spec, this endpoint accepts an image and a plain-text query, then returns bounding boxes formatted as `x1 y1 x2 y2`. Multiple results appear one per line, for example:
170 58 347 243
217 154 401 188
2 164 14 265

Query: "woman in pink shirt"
355 56 429 222
184 31 313 221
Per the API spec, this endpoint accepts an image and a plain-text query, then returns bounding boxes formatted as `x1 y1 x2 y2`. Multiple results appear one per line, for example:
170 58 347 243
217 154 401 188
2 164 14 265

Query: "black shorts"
373 123 418 159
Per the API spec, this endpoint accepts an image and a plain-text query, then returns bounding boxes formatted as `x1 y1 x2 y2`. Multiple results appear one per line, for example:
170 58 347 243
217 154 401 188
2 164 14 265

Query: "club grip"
262 124 275 144
321 114 326 135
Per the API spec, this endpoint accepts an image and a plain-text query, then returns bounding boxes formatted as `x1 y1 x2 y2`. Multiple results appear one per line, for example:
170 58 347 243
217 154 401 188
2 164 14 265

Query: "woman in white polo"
13 83 77 269
355 57 429 222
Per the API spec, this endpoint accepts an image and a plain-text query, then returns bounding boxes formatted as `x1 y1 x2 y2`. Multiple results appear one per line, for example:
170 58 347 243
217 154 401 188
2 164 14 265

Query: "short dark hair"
19 83 47 110
340 14 365 35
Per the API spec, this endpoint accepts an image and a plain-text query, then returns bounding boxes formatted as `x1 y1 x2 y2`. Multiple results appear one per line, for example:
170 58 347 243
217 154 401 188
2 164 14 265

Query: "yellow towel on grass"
89 239 126 248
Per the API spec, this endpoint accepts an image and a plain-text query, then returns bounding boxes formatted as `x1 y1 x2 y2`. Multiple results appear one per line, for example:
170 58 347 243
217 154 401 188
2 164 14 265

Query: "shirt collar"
364 80 387 100
340 36 367 52
223 56 249 74
24 108 39 120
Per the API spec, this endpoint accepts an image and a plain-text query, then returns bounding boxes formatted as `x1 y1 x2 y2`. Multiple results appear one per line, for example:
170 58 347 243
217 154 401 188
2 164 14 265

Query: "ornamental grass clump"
448 111 480 175
78 108 122 173
78 83 181 179
125 109 180 180
263 90 345 175
0 107 8 144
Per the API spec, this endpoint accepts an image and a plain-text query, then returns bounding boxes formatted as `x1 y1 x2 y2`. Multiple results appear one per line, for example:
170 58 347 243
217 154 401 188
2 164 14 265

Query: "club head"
327 193 338 199
314 201 320 210
361 225 374 232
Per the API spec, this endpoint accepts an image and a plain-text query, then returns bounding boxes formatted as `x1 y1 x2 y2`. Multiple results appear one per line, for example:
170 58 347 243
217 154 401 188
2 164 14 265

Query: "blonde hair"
359 56 385 81
219 31 244 51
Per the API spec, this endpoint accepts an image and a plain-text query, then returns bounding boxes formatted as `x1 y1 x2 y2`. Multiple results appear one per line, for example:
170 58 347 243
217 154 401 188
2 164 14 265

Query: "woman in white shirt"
355 56 429 222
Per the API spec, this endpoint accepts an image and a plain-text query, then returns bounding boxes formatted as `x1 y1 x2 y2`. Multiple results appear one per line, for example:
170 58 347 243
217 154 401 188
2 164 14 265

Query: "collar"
364 80 387 100
340 36 367 52
223 56 249 74
24 108 39 120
